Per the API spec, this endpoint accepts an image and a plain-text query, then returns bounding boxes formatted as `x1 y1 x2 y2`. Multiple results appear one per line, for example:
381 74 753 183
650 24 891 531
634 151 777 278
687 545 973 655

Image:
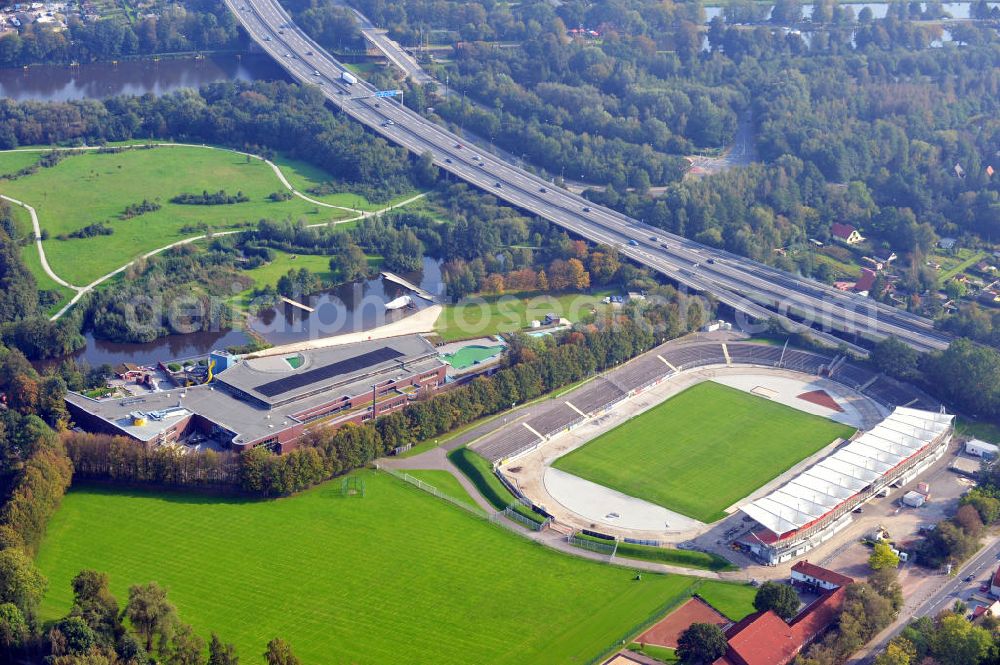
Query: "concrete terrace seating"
474 422 544 463
568 377 627 415
659 343 728 370
829 362 877 390
862 375 937 409
726 343 784 367
606 356 674 394
781 348 831 375
530 404 586 439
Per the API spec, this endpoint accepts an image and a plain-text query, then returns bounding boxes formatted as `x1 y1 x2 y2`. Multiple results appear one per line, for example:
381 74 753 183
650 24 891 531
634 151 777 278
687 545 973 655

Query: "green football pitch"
553 381 856 523
35 471 720 664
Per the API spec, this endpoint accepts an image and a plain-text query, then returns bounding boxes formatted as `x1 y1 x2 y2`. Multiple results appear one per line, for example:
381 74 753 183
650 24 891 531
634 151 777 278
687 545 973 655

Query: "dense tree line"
83 242 249 344
0 81 417 203
283 0 366 52
0 0 243 67
171 190 250 205
60 222 114 241
334 0 999 310
878 612 1000 665
872 336 1000 420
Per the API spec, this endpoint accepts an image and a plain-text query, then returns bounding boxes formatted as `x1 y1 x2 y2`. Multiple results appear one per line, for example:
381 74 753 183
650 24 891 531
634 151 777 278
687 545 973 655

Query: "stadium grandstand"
739 407 954 564
472 336 940 465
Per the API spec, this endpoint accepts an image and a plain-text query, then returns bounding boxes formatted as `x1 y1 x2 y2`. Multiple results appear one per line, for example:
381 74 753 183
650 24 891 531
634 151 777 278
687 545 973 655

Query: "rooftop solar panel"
255 347 404 398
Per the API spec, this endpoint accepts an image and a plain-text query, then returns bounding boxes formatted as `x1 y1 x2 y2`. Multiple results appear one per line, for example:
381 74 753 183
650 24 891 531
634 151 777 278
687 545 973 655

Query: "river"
46 258 444 368
0 53 288 102
246 257 444 346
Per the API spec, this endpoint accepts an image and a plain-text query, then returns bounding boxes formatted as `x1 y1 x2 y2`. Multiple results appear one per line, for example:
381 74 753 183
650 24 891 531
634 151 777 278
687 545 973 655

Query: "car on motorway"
263 35 271 41
582 206 591 212
444 158 452 164
494 182 502 188
313 70 321 76
374 102 380 108
472 154 480 161
306 50 313 55
649 236 657 241
628 239 638 246
707 258 716 264
539 187 547 193
981 583 990 593
380 120 395 127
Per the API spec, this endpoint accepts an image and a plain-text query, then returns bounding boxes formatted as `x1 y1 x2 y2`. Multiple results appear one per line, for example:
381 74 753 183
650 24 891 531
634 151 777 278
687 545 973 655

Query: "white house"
790 560 854 591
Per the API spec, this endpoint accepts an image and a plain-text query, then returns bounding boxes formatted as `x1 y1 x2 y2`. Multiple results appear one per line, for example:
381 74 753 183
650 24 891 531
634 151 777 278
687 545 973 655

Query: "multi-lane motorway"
225 0 952 353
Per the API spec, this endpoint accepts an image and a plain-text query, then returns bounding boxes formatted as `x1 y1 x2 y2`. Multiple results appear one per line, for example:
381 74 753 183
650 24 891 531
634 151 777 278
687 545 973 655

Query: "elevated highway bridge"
225 0 952 354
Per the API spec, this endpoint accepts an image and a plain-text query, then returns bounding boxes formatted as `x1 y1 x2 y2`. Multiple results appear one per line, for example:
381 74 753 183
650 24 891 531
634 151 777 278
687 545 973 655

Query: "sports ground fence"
376 465 487 518
581 591 697 665
567 534 618 558
376 464 551 533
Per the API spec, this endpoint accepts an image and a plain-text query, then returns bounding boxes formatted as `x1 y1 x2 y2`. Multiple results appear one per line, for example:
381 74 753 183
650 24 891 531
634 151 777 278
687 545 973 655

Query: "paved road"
849 535 1000 664
226 0 952 354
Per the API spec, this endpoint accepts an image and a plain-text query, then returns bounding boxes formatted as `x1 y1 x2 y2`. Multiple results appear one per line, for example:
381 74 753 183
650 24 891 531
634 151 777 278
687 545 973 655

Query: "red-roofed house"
791 560 855 591
713 570 853 665
990 565 1000 597
854 268 877 295
831 223 864 245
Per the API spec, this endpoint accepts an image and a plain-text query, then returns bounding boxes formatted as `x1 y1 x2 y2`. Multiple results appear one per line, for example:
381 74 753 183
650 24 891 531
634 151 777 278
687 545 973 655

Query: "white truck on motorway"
340 71 358 85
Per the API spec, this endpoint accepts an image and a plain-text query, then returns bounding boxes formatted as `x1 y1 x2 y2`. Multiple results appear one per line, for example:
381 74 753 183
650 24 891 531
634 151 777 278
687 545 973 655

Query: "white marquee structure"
741 407 954 564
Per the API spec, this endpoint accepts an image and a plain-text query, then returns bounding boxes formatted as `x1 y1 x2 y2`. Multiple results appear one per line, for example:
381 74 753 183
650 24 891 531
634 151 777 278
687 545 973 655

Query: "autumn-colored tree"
567 258 591 289
483 273 505 294
7 374 38 414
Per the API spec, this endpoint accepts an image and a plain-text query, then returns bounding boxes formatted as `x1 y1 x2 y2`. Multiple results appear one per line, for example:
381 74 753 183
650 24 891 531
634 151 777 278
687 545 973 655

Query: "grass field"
36 473 701 665
693 580 758 621
434 290 613 342
553 381 855 523
0 146 353 285
402 469 481 510
0 150 42 175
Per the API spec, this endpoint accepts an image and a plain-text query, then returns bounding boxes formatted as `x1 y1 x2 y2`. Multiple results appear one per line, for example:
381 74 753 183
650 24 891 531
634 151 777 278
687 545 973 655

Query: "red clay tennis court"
636 596 730 648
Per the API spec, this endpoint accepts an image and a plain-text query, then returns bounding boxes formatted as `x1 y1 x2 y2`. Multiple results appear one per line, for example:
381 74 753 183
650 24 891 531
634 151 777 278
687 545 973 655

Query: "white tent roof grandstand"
742 407 953 537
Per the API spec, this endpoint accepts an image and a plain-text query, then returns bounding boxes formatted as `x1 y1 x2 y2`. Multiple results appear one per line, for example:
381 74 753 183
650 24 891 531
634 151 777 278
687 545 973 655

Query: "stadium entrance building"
739 407 954 565
66 335 447 453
